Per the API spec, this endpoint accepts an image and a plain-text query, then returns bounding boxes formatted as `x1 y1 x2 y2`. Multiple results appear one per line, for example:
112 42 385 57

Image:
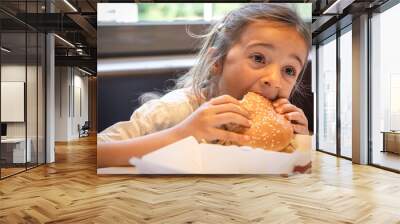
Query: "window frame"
315 23 353 161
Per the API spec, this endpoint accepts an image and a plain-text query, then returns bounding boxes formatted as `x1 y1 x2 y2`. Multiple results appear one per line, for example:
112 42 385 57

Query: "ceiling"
0 0 396 74
0 0 99 73
311 0 390 44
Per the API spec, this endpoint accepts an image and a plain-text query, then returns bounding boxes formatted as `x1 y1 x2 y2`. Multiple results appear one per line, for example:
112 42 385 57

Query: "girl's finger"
213 112 251 128
275 103 300 114
209 95 241 106
211 103 250 119
213 129 250 144
284 112 308 125
272 98 290 108
292 124 309 135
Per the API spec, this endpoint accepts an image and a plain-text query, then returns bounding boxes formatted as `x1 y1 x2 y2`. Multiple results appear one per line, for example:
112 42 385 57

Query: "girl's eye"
283 66 296 77
251 54 265 64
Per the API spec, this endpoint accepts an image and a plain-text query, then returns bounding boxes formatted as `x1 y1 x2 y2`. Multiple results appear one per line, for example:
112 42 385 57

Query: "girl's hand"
174 95 251 144
272 98 309 135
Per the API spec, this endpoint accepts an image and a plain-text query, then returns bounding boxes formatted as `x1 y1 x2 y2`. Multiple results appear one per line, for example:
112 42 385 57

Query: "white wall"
1 65 35 138
55 67 69 141
54 67 89 141
77 71 89 139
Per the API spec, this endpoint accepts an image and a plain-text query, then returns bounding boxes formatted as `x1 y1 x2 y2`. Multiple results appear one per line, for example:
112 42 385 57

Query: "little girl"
98 4 311 168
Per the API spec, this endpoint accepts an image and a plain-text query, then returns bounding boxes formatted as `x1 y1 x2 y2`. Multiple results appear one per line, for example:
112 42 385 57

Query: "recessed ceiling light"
323 0 355 15
1 47 11 53
54 34 75 48
63 0 78 12
78 67 93 76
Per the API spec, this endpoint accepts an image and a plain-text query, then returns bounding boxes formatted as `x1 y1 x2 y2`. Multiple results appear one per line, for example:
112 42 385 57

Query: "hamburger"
221 92 295 152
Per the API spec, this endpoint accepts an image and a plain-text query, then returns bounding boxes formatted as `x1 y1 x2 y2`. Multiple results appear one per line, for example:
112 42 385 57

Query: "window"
339 27 352 158
98 3 139 24
371 3 400 171
317 36 337 154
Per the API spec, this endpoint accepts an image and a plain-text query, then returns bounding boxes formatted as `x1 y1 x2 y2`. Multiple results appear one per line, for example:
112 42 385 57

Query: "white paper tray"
129 135 311 175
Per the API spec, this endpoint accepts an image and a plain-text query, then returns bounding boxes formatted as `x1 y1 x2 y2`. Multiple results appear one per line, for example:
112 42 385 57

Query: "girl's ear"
207 47 223 76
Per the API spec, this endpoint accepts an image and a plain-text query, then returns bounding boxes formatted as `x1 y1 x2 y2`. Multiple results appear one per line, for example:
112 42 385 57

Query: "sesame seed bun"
225 92 294 152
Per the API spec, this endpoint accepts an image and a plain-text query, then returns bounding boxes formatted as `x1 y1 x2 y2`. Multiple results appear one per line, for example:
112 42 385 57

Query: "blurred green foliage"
138 3 204 21
212 3 242 19
136 3 310 22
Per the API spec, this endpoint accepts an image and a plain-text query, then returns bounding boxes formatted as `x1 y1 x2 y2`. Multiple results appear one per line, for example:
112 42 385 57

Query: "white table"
1 138 31 163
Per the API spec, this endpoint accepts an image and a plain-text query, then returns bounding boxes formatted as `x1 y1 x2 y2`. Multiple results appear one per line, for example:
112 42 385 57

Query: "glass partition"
0 1 46 179
1 29 28 177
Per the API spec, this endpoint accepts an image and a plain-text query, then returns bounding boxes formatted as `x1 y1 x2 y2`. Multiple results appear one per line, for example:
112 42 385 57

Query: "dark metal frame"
367 9 373 166
315 44 319 151
336 23 341 158
25 2 28 171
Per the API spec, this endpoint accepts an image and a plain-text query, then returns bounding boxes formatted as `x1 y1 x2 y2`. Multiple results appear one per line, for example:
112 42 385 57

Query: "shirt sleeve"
97 89 196 142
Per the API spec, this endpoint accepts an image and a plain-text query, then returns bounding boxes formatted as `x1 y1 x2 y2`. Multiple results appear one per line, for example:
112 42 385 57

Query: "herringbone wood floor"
1 135 400 224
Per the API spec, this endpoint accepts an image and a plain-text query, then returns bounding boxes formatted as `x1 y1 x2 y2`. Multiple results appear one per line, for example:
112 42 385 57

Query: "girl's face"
215 20 308 101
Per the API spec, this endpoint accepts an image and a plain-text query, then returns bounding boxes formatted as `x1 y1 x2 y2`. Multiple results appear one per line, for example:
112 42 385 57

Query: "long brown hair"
140 4 311 106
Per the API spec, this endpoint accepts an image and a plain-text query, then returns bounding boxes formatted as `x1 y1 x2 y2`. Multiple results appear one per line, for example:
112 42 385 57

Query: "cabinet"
382 131 400 154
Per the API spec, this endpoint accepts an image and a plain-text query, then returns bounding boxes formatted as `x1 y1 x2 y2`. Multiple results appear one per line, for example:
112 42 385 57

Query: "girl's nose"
261 66 282 89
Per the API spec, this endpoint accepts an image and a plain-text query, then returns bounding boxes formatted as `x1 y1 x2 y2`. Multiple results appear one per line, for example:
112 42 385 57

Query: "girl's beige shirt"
97 88 201 142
